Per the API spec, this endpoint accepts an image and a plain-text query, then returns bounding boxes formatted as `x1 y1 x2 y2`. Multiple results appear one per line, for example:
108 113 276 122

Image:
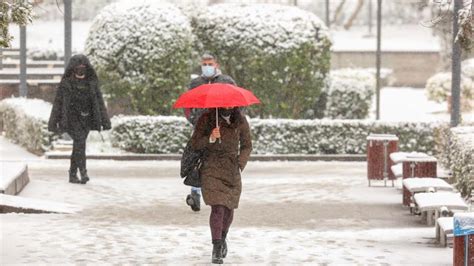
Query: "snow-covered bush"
192 4 331 119
448 127 474 198
111 115 192 153
28 48 62 60
425 72 473 110
111 115 443 155
462 58 474 80
324 69 375 119
0 98 56 154
85 0 194 115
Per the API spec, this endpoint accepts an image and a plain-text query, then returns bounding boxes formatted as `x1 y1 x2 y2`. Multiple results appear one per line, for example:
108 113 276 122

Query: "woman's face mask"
218 107 234 117
201 65 216 78
74 65 86 78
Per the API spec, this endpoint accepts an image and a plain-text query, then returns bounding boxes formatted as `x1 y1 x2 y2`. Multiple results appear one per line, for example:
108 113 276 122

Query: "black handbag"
180 139 206 187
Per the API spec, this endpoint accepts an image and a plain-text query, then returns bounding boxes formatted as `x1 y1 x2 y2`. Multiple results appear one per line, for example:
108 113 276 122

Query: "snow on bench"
389 152 430 164
0 194 81 214
391 164 403 178
414 192 468 226
414 192 468 212
0 162 29 195
403 178 453 193
436 217 454 247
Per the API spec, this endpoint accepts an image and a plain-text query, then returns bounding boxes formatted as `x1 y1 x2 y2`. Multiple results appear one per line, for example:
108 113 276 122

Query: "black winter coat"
48 54 111 133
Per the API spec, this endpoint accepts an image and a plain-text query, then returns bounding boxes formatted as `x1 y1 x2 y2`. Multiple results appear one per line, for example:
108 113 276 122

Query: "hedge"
0 98 55 154
111 115 445 155
447 127 474 198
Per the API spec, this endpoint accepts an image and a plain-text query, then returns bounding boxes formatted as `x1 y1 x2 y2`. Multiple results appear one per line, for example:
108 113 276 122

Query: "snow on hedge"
196 4 330 55
462 58 474 80
111 115 444 155
84 0 194 115
110 115 191 153
425 58 474 112
324 69 375 119
0 98 55 154
192 4 331 119
448 126 474 198
425 72 473 103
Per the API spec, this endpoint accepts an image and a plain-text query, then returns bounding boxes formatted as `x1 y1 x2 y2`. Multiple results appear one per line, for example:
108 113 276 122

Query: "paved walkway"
1 157 452 264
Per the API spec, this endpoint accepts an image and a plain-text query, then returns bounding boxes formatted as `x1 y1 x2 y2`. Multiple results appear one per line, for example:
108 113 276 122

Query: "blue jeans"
191 187 201 195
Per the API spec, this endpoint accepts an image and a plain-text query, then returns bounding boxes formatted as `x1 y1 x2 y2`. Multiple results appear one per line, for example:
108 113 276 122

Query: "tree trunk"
344 0 365 30
332 0 346 26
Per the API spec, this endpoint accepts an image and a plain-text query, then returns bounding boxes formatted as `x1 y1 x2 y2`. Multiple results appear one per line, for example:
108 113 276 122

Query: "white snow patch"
0 194 81 214
0 162 27 191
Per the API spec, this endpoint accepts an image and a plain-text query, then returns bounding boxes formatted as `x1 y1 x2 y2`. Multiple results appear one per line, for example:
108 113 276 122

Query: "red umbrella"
173 83 260 109
173 83 261 142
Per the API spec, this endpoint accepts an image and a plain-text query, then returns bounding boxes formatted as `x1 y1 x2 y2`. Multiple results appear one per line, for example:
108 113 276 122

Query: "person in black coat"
48 54 111 184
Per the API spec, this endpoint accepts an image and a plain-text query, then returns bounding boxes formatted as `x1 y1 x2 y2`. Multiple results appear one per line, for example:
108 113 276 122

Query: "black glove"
102 121 112 130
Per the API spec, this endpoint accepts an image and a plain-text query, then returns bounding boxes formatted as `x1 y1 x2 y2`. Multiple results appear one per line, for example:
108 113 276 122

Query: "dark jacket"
48 54 111 133
185 73 236 126
191 109 252 209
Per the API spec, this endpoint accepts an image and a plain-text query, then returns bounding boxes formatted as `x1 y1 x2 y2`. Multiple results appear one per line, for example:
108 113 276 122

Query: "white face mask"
201 65 216 78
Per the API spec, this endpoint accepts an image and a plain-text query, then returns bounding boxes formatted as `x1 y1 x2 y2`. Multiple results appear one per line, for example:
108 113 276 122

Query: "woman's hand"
210 127 221 142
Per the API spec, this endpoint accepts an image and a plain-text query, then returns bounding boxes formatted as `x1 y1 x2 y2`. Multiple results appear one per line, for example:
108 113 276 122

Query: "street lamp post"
19 25 27 97
450 0 462 127
64 0 72 68
375 0 382 120
325 0 330 27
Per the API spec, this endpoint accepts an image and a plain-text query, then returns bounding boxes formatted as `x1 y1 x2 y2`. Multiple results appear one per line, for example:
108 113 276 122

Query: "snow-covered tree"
425 0 473 70
85 0 194 115
0 0 34 48
192 4 331 119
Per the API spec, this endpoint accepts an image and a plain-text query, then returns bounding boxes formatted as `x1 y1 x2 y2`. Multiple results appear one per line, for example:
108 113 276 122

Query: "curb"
45 153 367 162
0 163 29 195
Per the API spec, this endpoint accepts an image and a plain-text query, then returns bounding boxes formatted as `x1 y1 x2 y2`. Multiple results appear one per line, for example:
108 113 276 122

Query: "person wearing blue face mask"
184 52 236 212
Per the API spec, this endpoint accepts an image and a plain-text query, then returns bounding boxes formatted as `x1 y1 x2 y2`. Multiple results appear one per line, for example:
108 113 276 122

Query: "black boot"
69 169 81 184
221 232 228 258
186 190 201 212
79 169 90 184
212 240 224 264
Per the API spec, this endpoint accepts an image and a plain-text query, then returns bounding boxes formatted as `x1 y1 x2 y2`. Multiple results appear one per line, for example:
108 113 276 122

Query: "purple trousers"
210 205 234 242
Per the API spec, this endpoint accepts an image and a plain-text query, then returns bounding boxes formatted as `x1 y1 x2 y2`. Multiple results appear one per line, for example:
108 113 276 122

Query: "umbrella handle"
216 108 221 144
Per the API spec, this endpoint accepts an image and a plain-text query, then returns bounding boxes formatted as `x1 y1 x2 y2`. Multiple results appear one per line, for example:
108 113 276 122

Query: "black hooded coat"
48 54 111 132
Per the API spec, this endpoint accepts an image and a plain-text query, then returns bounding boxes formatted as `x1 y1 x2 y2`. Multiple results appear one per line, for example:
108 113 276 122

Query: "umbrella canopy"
173 83 261 109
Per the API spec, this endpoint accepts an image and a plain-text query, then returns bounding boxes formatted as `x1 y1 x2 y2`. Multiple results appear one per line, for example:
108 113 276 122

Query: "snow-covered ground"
372 87 473 122
9 21 90 54
1 157 454 264
331 24 440 52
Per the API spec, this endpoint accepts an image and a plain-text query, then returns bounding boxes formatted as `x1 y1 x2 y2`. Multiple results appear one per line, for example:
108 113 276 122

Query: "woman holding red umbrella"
190 106 252 264
174 82 259 264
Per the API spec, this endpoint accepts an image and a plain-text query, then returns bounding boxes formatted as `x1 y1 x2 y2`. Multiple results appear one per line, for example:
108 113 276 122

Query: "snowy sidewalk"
0 136 40 162
1 160 452 264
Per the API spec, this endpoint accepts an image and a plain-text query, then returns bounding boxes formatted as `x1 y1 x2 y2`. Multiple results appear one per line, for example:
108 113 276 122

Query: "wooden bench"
436 217 454 247
413 192 468 226
403 177 454 213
